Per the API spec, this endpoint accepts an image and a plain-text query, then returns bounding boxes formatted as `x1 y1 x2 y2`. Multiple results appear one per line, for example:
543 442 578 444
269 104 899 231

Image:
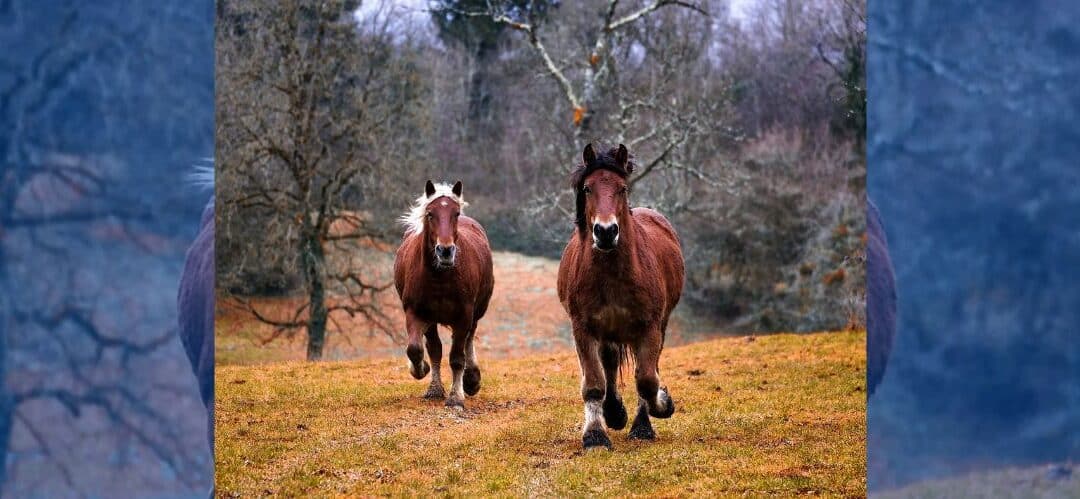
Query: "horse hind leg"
600 343 628 430
463 325 481 396
422 325 446 399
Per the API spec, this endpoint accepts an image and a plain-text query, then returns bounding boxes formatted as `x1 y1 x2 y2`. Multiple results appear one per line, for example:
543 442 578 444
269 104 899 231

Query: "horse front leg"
405 312 430 380
463 323 481 396
575 327 611 450
445 322 471 409
422 324 446 399
600 342 628 430
629 329 674 441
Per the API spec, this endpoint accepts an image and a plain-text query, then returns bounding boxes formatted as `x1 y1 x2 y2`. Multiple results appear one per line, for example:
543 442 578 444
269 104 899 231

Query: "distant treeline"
217 0 866 334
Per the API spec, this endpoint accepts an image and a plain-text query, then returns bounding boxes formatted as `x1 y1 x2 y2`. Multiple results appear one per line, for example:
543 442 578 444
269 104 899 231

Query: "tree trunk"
466 41 496 142
302 233 328 361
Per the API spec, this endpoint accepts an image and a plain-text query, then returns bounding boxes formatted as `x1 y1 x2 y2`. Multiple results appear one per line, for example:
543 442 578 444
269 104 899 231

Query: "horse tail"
617 343 632 383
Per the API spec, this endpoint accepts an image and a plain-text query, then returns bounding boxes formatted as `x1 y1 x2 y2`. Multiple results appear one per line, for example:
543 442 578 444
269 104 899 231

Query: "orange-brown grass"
216 330 866 497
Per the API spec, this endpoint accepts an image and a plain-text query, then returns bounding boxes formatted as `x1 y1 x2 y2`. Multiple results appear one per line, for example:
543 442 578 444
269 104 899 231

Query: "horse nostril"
611 224 619 236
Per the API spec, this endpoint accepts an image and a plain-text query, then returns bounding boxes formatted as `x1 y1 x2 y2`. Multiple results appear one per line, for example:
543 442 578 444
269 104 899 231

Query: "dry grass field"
216 329 866 497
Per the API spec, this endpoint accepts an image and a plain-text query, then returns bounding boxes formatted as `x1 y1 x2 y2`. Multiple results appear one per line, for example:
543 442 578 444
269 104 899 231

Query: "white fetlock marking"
467 340 478 368
450 367 465 400
657 388 670 412
583 399 605 434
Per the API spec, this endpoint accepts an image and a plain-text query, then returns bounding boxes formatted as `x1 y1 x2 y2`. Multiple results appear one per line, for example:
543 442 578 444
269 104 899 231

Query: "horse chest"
410 280 469 324
581 291 647 340
589 305 633 333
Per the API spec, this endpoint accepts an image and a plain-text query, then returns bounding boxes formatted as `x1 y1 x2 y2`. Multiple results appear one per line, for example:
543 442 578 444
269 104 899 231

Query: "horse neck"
416 226 437 273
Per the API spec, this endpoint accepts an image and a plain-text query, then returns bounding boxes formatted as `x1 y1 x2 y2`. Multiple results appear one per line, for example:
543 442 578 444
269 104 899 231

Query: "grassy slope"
216 330 865 497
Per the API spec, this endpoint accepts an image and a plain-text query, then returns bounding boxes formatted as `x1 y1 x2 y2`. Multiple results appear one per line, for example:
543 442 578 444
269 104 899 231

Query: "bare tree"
459 1 708 144
1 1 214 495
216 0 425 360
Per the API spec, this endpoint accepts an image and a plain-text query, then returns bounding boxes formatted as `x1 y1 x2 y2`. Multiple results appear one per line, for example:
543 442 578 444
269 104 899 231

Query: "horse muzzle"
592 222 619 251
434 243 457 268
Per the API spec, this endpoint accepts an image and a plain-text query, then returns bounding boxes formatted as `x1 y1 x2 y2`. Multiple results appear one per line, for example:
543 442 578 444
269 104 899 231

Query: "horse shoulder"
458 215 490 251
557 232 584 307
631 208 684 308
633 208 680 245
393 233 422 300
458 216 494 278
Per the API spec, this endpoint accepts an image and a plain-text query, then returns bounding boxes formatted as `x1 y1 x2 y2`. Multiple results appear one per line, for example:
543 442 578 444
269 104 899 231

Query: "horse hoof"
445 396 465 410
582 429 612 450
627 421 656 441
463 367 481 396
410 360 430 380
422 386 446 400
627 425 656 441
648 388 675 419
603 398 628 430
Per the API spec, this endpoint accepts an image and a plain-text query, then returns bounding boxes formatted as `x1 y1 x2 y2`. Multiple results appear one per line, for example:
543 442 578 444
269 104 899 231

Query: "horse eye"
426 212 433 219
583 186 591 194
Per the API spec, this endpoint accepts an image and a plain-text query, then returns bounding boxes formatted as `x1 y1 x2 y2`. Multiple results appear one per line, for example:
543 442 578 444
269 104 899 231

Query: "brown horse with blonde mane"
557 143 685 450
394 180 494 409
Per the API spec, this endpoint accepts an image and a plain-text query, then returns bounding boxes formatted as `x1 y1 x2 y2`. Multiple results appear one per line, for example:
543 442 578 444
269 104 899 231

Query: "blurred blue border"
868 0 1080 491
1 0 213 496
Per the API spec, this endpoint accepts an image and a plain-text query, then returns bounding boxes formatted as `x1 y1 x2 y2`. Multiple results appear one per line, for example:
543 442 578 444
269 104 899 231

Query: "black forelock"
570 145 634 233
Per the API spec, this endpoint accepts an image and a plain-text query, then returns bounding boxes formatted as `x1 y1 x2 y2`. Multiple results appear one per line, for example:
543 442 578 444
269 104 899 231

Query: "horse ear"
425 180 436 198
615 144 631 173
452 180 462 197
582 143 596 166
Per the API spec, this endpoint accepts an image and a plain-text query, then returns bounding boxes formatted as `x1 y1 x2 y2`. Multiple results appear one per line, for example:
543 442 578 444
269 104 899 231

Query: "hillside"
216 330 866 497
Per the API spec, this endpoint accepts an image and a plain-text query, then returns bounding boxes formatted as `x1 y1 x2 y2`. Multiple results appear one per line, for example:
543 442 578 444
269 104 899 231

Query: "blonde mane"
400 182 468 236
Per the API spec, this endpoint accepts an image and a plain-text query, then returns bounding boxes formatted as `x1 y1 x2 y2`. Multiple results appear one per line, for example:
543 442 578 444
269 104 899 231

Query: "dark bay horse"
867 199 897 397
557 144 685 449
178 192 214 452
394 181 494 409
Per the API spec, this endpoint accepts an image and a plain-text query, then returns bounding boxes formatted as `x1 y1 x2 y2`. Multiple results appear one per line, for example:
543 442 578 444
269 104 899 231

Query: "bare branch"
608 0 709 32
